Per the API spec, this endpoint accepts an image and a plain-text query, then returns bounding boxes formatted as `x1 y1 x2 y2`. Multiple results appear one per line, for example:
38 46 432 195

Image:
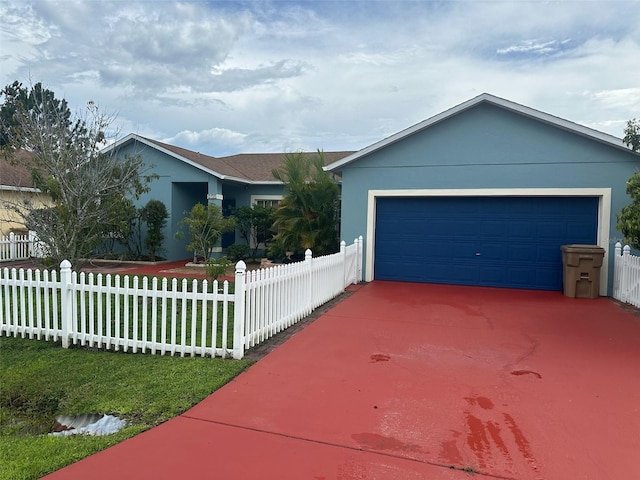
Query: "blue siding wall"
115 141 221 260
338 103 639 293
115 141 285 260
222 184 284 245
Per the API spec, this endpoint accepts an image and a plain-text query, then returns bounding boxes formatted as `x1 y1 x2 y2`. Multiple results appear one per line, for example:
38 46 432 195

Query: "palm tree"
271 151 340 256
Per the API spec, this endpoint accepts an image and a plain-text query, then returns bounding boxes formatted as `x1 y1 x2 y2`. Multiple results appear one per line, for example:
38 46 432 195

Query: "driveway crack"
180 414 520 480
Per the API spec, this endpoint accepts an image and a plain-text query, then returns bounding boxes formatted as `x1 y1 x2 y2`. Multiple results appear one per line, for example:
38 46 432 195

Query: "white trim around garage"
365 188 612 295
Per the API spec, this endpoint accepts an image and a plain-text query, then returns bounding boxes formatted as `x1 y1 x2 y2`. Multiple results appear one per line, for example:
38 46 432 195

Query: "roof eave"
1 185 41 193
220 178 283 185
103 134 226 180
487 94 632 153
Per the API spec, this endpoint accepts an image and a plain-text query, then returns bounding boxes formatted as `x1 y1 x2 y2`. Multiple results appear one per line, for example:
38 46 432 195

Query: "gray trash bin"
560 244 606 299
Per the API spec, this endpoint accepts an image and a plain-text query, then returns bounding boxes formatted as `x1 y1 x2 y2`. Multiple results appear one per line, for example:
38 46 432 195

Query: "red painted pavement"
44 282 640 480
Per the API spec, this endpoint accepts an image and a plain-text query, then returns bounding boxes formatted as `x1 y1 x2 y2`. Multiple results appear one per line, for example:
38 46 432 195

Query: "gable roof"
107 134 354 184
325 93 636 172
0 150 39 191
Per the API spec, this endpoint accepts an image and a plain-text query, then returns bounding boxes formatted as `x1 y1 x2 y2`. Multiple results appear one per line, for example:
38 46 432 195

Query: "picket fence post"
59 260 73 348
232 260 247 359
28 231 36 257
623 245 631 302
340 240 347 288
356 236 363 283
615 242 622 257
305 249 313 311
614 242 622 300
9 232 16 260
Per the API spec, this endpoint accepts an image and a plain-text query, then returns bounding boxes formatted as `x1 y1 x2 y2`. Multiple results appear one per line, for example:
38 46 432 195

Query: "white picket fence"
0 237 363 359
612 242 640 307
0 231 47 261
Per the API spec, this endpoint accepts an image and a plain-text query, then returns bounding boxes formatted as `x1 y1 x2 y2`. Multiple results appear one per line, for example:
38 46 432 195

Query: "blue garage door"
374 196 598 290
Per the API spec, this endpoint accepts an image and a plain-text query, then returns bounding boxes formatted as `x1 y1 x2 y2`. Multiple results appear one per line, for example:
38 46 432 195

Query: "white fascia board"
103 133 227 180
102 132 138 151
0 185 41 193
222 178 283 186
248 180 283 185
325 93 635 172
486 94 630 150
325 100 473 172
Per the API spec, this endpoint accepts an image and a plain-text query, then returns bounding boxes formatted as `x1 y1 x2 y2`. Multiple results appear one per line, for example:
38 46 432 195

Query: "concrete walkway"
44 282 640 480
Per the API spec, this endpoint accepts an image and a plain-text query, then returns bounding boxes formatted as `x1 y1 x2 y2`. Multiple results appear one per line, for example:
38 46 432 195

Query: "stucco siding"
352 103 631 169
114 140 289 259
1 190 49 236
226 184 284 209
114 140 223 260
338 104 638 294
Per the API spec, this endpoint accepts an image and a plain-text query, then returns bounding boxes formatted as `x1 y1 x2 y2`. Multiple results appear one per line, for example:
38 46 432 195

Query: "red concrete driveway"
45 282 640 480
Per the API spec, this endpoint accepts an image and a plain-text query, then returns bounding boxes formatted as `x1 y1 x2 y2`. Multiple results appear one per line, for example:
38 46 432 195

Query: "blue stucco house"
325 93 640 295
106 134 352 261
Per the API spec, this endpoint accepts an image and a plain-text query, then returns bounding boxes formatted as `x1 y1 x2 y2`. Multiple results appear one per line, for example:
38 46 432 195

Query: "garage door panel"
508 222 538 238
479 266 506 284
537 222 565 238
507 267 536 285
505 244 537 261
535 267 559 286
450 242 479 256
537 245 560 262
423 244 451 257
374 196 598 290
566 223 597 238
451 264 479 283
480 222 505 236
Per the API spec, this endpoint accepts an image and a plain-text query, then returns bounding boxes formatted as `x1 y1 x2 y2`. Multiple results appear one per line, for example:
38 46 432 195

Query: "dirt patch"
610 298 640 320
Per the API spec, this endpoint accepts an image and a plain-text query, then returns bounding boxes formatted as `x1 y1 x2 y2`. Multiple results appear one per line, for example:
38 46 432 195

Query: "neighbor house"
106 134 353 261
325 93 640 295
0 150 50 236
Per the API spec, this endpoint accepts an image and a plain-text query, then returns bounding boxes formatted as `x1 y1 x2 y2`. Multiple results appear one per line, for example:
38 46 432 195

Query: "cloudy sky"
1 0 639 156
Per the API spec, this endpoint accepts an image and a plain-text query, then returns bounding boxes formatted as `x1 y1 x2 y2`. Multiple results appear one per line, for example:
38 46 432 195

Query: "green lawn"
0 335 252 480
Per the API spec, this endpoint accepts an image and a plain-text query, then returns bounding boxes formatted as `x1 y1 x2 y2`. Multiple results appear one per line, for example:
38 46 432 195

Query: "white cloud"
496 39 572 56
588 88 640 111
1 0 638 155
165 128 247 151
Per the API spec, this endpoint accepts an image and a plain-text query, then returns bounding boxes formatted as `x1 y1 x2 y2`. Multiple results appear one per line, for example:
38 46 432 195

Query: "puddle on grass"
51 413 127 436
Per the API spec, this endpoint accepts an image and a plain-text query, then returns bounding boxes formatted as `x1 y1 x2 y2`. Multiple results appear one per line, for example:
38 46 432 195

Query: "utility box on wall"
561 245 606 299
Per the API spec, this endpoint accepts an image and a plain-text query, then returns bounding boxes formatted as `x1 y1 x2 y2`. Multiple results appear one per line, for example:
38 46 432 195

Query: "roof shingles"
0 150 36 189
144 137 353 183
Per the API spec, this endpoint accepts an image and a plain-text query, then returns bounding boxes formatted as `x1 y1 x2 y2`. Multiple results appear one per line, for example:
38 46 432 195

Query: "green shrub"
206 257 231 281
140 199 168 262
225 244 250 261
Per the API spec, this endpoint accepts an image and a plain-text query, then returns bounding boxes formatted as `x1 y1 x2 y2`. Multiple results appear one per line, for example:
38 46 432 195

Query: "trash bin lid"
560 244 605 254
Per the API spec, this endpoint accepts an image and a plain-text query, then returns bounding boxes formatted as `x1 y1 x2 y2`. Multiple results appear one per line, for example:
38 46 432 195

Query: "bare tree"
1 82 153 268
